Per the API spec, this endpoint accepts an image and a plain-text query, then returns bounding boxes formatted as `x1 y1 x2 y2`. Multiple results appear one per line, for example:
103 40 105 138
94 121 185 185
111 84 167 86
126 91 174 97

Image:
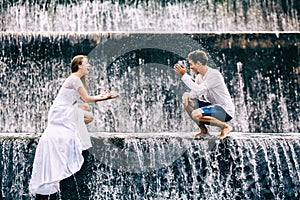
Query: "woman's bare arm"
77 87 112 103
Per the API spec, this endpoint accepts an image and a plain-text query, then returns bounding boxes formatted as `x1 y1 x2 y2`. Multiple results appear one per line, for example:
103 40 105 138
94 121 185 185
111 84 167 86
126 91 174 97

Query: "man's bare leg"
182 94 209 137
200 116 233 139
194 123 209 137
191 111 233 139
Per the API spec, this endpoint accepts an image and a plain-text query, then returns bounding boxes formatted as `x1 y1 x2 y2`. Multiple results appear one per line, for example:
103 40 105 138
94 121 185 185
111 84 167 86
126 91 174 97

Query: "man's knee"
182 92 190 97
191 109 203 121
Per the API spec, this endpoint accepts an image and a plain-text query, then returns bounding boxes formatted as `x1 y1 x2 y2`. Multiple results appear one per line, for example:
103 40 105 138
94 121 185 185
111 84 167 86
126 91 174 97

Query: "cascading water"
0 0 299 199
1 133 299 199
1 33 299 133
0 0 299 32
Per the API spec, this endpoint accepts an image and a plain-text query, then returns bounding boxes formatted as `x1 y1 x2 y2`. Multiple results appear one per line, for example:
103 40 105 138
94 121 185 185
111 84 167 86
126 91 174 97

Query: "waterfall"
0 0 299 32
0 32 299 133
1 133 300 199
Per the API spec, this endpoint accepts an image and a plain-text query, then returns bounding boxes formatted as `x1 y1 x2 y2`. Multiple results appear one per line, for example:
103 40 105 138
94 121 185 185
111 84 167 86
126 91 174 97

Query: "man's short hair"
188 50 208 65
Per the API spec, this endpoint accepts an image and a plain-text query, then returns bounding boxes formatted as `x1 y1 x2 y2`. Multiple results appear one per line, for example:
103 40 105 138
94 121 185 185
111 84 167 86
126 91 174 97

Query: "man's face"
189 60 201 74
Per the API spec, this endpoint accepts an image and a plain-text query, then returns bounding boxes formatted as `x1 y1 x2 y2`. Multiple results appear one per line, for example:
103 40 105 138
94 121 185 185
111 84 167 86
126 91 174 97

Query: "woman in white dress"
29 55 112 198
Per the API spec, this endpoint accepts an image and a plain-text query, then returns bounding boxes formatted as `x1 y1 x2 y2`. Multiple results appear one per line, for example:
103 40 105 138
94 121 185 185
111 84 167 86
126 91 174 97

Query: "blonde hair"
70 55 88 90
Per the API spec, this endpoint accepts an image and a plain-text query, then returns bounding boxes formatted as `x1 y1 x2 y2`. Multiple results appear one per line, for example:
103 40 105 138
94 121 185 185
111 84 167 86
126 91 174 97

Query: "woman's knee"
84 115 94 124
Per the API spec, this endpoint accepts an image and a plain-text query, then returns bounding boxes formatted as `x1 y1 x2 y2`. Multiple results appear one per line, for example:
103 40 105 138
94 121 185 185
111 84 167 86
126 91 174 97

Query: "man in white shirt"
174 50 235 139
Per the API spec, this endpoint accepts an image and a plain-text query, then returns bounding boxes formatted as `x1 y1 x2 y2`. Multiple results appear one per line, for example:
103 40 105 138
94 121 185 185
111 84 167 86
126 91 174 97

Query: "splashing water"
0 0 299 32
0 0 299 199
1 133 300 199
0 32 299 133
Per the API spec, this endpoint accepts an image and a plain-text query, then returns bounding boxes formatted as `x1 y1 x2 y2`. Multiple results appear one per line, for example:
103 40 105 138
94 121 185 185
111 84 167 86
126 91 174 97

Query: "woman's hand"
95 93 112 102
95 92 119 102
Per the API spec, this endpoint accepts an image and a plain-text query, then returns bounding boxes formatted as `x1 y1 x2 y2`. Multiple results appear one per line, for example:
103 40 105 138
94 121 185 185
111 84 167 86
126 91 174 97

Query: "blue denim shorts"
192 99 232 122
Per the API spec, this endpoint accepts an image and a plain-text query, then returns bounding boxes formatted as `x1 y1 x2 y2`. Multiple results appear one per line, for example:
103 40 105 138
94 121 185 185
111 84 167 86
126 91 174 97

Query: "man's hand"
174 63 187 76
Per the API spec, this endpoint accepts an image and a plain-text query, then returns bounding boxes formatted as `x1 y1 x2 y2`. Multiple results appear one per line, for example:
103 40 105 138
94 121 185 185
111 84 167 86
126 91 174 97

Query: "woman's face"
80 58 90 76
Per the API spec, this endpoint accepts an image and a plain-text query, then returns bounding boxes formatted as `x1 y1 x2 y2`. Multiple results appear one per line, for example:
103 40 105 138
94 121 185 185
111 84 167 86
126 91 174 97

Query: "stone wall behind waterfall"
0 33 299 133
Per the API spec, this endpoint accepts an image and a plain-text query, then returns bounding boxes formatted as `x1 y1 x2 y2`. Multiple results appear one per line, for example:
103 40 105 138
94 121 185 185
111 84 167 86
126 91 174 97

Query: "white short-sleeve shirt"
63 75 84 90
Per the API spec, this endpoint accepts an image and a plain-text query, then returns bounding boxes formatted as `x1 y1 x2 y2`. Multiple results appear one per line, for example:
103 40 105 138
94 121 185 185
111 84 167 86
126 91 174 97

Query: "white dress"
73 101 92 150
29 75 86 195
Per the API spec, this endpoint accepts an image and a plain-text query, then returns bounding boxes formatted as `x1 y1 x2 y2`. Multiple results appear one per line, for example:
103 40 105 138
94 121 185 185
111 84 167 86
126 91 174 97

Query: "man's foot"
195 124 209 137
194 132 210 137
219 125 233 139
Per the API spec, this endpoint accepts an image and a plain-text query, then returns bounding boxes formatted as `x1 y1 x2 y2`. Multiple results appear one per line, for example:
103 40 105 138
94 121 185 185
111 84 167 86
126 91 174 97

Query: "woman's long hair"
70 55 88 90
